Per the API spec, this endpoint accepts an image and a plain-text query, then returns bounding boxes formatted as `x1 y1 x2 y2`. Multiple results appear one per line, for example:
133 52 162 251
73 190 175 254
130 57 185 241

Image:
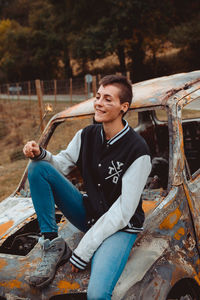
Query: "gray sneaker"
27 236 71 288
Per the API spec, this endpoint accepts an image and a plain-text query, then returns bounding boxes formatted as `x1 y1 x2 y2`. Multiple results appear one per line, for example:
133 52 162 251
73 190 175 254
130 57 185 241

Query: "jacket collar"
101 119 130 145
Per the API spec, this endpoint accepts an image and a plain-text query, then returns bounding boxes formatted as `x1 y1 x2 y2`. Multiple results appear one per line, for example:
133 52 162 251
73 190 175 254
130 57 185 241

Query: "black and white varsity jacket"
34 120 151 269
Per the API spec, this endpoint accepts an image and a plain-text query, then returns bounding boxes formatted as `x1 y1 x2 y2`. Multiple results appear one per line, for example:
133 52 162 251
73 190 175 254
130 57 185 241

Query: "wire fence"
0 76 99 140
0 72 131 144
0 71 131 129
0 72 131 103
0 77 94 104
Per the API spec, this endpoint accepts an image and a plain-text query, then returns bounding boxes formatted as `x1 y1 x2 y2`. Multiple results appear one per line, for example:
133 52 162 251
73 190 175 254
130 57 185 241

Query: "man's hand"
70 263 80 273
23 141 41 158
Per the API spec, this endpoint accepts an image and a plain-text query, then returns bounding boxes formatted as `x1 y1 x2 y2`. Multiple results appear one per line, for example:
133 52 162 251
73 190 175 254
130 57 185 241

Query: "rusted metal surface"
0 71 200 299
45 70 200 121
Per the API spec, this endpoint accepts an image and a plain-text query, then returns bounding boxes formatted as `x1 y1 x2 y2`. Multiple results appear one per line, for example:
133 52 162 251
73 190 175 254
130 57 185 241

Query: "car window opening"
0 213 63 256
182 98 200 177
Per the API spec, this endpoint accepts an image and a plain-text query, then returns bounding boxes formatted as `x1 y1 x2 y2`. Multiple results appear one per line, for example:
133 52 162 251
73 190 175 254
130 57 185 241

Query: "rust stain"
196 259 200 265
143 200 158 213
183 184 195 214
0 258 8 270
174 227 185 240
0 220 14 236
194 275 200 286
159 208 181 230
0 279 21 289
170 266 184 286
57 280 80 293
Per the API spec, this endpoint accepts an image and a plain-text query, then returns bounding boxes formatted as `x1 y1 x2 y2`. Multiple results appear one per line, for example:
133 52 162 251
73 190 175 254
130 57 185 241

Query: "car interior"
182 119 200 177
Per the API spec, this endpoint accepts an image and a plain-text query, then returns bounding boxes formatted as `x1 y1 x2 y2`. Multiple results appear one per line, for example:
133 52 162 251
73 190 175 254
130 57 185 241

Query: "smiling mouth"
96 109 105 114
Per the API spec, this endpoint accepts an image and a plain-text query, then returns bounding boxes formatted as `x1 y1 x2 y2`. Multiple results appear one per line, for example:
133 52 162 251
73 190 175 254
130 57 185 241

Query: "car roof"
52 70 200 120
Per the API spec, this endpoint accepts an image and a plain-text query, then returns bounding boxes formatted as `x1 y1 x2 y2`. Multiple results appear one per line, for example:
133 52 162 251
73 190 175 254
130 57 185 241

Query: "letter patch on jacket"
105 160 124 184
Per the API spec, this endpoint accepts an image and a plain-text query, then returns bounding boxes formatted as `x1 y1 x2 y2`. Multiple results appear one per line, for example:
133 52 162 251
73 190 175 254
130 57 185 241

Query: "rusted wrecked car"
0 70 200 300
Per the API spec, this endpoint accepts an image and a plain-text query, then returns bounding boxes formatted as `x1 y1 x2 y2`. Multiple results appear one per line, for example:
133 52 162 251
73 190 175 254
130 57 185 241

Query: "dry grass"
0 100 72 201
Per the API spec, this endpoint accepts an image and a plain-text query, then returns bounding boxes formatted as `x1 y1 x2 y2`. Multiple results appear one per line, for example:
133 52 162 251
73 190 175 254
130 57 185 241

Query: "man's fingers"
70 264 79 273
30 140 37 147
23 140 40 158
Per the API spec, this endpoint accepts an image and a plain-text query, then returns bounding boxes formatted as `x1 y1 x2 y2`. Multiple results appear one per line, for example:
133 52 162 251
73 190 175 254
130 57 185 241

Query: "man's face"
94 84 128 124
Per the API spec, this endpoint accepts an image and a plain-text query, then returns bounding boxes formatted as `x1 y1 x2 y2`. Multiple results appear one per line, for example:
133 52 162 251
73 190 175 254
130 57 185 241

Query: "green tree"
0 0 69 81
69 0 175 80
0 19 32 82
69 0 133 74
28 0 64 79
47 0 75 78
0 0 31 26
169 12 200 69
0 0 199 82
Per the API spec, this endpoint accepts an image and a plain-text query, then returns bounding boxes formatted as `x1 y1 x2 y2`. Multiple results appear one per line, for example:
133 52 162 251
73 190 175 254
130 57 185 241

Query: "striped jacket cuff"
31 147 47 161
69 253 88 270
123 222 144 233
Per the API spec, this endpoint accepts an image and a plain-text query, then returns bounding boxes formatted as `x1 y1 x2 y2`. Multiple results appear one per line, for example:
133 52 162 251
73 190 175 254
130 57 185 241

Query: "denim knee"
87 285 110 300
28 161 47 181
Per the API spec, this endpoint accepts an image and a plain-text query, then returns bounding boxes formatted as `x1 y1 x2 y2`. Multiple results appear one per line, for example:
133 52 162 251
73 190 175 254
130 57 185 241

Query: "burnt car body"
0 71 200 300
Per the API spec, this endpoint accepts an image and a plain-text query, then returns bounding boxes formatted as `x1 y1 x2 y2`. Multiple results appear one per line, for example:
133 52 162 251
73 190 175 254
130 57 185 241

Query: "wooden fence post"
54 79 57 107
28 81 31 105
126 71 131 81
7 84 10 102
92 75 96 96
16 82 20 103
97 74 101 85
35 79 45 132
69 78 72 105
84 76 87 99
41 80 44 95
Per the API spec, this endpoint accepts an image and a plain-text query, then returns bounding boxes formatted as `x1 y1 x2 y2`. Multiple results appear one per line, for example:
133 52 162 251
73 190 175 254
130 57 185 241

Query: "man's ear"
121 102 129 113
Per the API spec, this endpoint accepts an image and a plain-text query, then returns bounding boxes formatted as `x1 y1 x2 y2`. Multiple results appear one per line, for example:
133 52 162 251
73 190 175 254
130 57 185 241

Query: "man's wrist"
69 252 88 270
32 147 46 161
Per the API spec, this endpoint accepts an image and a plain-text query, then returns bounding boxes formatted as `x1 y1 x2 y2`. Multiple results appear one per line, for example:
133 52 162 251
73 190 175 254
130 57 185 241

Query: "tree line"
0 0 199 83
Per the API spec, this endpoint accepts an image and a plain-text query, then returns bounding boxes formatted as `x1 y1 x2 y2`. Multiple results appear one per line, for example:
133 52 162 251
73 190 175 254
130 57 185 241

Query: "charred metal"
0 71 200 300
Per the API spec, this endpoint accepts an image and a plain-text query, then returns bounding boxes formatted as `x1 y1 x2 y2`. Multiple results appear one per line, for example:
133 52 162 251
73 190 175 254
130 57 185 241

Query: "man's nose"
95 97 104 105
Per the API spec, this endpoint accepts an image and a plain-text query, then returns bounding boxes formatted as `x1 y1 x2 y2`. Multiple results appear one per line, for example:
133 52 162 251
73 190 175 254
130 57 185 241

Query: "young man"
23 75 151 299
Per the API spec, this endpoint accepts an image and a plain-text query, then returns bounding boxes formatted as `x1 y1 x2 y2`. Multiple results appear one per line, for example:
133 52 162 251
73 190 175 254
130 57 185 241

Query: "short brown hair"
99 74 133 106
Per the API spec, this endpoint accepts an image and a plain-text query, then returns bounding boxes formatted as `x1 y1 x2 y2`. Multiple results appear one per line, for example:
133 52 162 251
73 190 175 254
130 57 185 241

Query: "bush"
9 148 25 162
0 120 9 140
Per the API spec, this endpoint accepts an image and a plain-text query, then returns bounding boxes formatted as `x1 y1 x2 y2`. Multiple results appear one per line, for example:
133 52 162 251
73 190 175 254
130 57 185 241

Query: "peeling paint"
57 280 80 292
142 200 158 213
174 227 185 240
159 208 181 230
0 279 22 289
194 275 200 286
0 258 7 270
0 220 14 236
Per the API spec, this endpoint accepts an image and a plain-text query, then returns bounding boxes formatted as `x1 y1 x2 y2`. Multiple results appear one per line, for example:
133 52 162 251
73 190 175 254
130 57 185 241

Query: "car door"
181 96 200 244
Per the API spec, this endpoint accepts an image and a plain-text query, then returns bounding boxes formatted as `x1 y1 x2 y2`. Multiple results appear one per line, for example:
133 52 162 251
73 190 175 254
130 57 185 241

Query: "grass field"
0 100 75 201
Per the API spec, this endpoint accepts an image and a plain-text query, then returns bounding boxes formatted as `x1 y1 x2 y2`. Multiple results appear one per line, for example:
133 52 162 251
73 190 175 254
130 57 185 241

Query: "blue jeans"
28 161 137 300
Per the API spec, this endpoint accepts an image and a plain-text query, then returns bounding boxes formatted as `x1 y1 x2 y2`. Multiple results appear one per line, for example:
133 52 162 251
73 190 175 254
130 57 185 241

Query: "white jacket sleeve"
72 154 151 264
37 129 83 176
